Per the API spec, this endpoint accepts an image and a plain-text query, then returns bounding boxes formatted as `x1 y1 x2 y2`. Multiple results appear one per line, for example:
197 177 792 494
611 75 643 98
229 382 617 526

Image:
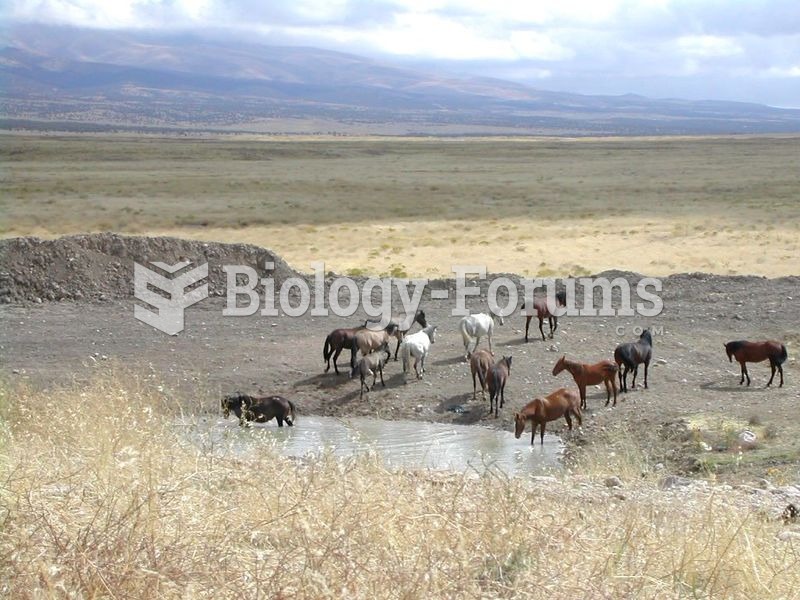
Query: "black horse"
221 393 296 427
614 329 653 392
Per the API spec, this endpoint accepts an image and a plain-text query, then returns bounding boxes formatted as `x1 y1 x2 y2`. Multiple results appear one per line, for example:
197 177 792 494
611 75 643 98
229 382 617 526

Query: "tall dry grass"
1 369 798 598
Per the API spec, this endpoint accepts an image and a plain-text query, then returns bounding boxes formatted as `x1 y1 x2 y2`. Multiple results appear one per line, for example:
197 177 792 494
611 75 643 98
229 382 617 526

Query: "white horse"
459 312 504 359
399 325 438 381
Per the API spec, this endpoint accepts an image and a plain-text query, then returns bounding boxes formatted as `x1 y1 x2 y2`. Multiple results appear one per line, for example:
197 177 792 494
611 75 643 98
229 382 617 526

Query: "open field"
2 133 799 277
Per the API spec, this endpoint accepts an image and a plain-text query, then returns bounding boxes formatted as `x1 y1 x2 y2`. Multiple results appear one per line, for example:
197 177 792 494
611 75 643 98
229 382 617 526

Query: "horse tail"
288 399 297 423
400 341 410 373
477 362 487 390
350 336 360 370
459 319 471 349
323 334 332 362
778 344 788 365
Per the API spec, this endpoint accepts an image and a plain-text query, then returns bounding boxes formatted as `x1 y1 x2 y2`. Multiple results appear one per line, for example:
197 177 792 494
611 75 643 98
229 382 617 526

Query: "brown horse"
323 322 368 375
486 355 512 418
614 329 653 392
521 291 567 342
514 388 582 445
469 349 493 400
725 340 788 387
552 355 618 409
351 342 390 398
351 323 398 370
367 311 427 361
221 393 296 427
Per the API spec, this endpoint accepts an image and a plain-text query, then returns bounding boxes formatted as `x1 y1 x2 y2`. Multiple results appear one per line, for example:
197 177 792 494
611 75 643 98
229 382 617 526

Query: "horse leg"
277 417 284 427
531 423 537 445
378 363 386 388
643 360 649 389
525 316 532 342
552 316 558 338
739 361 746 385
604 380 612 407
548 316 555 339
767 361 776 387
394 338 401 361
539 422 546 445
332 347 342 375
778 363 784 387
472 371 478 400
538 317 546 341
631 365 639 389
565 412 573 430
744 363 751 386
579 384 587 410
500 382 505 409
487 333 494 356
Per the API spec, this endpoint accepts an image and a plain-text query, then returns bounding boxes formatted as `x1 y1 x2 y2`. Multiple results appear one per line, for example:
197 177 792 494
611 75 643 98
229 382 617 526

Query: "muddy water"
185 415 563 477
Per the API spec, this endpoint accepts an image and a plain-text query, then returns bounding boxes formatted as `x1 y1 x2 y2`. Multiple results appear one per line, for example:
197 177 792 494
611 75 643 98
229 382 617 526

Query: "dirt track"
1 235 799 480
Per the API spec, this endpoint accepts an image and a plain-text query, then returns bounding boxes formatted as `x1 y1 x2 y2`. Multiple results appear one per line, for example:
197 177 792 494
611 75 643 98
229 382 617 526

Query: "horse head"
552 355 566 376
493 312 505 326
640 329 653 346
426 325 438 343
503 355 512 372
415 310 427 328
513 413 526 438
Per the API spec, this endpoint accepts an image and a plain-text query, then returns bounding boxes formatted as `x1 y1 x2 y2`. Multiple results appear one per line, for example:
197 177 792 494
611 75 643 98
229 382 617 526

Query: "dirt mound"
0 233 301 304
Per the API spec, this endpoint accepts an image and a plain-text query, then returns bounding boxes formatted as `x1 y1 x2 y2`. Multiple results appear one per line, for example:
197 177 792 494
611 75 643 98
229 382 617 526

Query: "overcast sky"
6 0 800 107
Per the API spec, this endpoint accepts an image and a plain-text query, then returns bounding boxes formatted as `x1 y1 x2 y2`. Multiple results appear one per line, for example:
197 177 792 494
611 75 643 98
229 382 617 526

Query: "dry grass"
2 368 799 598
2 133 800 277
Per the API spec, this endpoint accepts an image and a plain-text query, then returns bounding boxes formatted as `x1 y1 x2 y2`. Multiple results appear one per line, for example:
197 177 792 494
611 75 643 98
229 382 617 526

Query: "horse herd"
222 302 789 446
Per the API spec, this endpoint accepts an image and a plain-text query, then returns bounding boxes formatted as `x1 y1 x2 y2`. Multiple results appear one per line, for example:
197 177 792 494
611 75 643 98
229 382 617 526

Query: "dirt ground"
1 235 798 482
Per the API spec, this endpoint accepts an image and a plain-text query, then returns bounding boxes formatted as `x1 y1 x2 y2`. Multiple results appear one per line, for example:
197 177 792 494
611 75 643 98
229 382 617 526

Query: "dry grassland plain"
2 133 799 277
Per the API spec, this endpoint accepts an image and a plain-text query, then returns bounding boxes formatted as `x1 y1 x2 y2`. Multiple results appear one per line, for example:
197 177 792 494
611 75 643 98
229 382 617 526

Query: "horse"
221 393 296 427
366 310 427 361
400 325 438 381
323 322 369 375
351 342 391 398
486 355 512 418
521 291 567 342
614 329 653 393
725 340 787 387
351 323 398 370
459 312 504 359
514 388 582 445
469 349 493 400
552 355 618 409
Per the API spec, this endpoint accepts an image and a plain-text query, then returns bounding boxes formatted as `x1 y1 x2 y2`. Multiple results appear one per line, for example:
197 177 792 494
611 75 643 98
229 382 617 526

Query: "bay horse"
323 322 369 375
351 342 390 398
552 355 618 409
366 311 427 361
725 340 787 387
351 323 398 370
221 393 296 427
469 349 493 400
486 355 512 418
521 291 567 342
459 312 504 359
614 329 653 392
514 388 582 445
400 325 438 381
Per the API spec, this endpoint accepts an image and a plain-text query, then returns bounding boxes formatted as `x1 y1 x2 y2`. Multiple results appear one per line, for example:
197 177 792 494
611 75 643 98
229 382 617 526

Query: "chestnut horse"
614 329 653 392
521 291 567 342
486 355 512 418
552 355 618 409
323 322 368 375
366 311 427 361
725 340 787 387
351 323 398 370
469 349 493 400
514 388 582 445
221 393 296 427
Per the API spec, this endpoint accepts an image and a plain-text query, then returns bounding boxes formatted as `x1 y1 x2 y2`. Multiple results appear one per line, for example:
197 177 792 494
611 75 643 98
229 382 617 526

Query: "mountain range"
3 24 800 136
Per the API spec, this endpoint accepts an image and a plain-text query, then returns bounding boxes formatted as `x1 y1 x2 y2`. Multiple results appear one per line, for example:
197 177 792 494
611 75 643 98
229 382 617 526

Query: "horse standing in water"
485 355 512 418
469 349 494 400
221 393 296 427
514 388 582 445
725 340 788 387
459 312 504 358
521 291 567 342
614 329 653 393
552 355 618 409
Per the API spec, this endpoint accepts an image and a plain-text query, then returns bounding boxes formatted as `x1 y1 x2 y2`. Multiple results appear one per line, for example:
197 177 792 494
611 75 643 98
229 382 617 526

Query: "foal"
725 340 788 387
521 291 567 342
614 329 653 392
552 355 618 409
514 388 582 445
469 349 494 400
486 355 512 418
351 342 390 398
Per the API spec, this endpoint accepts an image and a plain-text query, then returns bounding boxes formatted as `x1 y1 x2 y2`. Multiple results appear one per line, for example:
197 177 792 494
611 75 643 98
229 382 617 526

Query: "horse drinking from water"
351 323 398 370
614 329 653 393
366 311 427 361
514 388 582 445
521 291 567 342
459 312 503 359
552 355 618 409
400 325 438 381
323 322 369 375
469 349 493 400
221 393 296 427
486 355 512 418
725 340 788 387
351 341 391 398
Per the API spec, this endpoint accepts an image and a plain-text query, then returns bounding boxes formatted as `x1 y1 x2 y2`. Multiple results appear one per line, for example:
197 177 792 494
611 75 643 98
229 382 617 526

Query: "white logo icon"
134 261 208 335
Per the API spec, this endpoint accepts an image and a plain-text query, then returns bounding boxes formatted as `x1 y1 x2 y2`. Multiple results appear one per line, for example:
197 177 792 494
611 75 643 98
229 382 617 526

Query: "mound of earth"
0 233 300 304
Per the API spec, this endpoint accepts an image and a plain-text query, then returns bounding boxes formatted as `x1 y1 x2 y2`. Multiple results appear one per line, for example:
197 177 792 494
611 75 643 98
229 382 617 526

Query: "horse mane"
725 340 747 359
640 329 653 346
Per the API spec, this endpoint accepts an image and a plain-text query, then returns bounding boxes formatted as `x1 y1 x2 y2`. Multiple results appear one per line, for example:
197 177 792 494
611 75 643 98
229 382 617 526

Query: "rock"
655 358 667 365
777 531 800 542
548 344 558 352
604 476 623 488
659 475 694 490
754 477 772 490
738 430 758 449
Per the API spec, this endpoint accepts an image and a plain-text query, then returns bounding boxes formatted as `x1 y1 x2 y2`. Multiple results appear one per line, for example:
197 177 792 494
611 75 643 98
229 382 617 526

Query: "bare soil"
1 234 798 482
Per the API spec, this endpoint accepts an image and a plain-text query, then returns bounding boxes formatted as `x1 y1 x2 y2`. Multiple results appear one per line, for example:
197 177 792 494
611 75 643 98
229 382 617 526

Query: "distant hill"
3 24 800 136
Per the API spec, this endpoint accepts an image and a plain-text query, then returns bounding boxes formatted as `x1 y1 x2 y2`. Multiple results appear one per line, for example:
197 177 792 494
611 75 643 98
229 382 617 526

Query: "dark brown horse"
614 329 653 392
514 388 582 445
485 355 512 418
725 340 787 387
367 311 427 361
552 355 618 409
521 291 567 342
221 393 296 427
323 322 369 375
469 348 493 400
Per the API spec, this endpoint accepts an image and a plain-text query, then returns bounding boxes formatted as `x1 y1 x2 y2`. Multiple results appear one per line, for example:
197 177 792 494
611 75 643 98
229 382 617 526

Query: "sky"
5 0 800 107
